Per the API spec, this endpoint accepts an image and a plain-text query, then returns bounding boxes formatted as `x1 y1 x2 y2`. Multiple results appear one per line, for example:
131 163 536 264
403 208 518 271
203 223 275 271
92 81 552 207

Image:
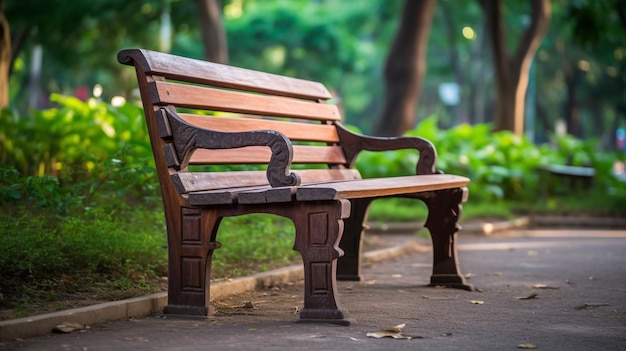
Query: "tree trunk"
196 0 228 64
480 0 551 135
0 0 10 109
373 0 437 137
563 65 581 137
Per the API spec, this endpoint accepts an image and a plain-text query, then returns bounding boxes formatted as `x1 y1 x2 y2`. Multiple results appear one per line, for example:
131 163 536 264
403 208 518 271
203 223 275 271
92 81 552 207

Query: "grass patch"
0 200 304 319
367 198 428 222
212 214 300 278
0 204 168 318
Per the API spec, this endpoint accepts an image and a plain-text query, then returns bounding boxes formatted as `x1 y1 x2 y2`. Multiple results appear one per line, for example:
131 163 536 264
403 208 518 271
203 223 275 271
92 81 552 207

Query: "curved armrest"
336 123 438 175
161 107 301 187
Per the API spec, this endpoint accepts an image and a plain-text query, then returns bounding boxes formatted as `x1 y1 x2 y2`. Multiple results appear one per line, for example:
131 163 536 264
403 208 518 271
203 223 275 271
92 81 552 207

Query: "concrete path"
2 228 625 351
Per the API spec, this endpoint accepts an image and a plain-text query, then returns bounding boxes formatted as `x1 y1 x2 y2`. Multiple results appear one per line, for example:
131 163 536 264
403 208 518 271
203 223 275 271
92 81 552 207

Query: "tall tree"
565 0 626 143
373 0 437 136
0 0 9 108
479 0 551 134
196 0 228 63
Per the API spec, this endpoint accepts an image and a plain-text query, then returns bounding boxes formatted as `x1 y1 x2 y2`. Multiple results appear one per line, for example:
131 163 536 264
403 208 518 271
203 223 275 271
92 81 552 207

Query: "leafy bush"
0 94 152 178
356 116 626 215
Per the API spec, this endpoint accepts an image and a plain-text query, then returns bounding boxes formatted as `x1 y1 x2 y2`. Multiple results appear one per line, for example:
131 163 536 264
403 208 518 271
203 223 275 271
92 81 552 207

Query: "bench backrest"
118 49 361 196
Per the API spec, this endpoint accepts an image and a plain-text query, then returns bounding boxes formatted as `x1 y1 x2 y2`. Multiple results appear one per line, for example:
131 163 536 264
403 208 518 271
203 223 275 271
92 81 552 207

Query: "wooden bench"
118 48 473 325
538 164 595 195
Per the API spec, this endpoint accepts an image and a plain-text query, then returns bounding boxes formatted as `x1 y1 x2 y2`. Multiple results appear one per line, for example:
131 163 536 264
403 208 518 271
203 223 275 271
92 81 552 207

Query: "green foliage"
213 214 299 278
0 204 167 281
181 0 400 130
0 95 152 178
355 116 626 209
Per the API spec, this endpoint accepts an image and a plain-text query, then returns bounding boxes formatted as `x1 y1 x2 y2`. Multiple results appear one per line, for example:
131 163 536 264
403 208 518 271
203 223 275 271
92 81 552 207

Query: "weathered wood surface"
118 48 473 325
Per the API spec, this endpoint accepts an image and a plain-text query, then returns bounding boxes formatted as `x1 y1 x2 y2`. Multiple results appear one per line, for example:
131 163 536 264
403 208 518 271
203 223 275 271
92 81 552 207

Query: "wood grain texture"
150 81 341 121
296 174 470 201
189 145 347 165
172 169 361 193
118 48 332 100
180 114 340 143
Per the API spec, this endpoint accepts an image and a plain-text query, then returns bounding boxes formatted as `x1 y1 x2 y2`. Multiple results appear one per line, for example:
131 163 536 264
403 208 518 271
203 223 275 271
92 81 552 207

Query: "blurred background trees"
2 0 625 144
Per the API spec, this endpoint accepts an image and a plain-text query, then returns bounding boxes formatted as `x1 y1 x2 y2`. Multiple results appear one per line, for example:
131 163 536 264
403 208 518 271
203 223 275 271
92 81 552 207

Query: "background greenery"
6 0 626 138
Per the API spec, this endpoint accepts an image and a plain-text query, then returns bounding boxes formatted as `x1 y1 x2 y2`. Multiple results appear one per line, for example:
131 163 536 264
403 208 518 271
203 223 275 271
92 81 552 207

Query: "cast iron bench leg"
293 200 351 325
163 207 222 316
337 198 373 281
423 188 475 291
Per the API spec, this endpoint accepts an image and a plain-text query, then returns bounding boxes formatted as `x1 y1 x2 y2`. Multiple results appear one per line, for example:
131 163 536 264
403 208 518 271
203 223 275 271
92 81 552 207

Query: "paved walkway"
2 228 625 351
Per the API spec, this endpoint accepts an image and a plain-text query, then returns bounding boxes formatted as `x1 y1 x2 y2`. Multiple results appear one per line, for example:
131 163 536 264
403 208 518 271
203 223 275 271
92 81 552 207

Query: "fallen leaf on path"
514 293 538 300
574 303 610 310
465 273 475 279
470 300 484 305
517 343 537 349
533 284 560 289
52 322 85 334
366 323 423 340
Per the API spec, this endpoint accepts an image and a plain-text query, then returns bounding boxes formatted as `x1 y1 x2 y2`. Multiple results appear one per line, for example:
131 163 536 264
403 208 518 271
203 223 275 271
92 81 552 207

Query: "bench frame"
118 49 473 325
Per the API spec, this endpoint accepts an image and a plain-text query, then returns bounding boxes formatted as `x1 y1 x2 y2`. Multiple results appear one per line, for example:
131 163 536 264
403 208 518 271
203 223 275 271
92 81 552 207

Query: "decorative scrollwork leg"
292 200 352 325
164 207 223 316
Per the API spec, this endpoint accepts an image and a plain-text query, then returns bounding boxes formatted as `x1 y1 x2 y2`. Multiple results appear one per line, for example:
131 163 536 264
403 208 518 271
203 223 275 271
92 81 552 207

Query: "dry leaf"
383 323 405 333
52 322 85 334
574 303 610 310
465 273 475 279
514 292 538 300
533 284 559 289
366 324 423 340
470 300 484 305
518 343 537 349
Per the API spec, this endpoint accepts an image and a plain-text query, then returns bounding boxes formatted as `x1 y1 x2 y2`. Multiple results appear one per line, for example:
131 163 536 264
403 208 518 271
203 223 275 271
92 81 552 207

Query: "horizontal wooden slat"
189 145 347 165
296 175 470 201
172 169 362 193
180 114 340 143
186 174 468 205
186 185 274 206
119 49 332 100
150 81 341 121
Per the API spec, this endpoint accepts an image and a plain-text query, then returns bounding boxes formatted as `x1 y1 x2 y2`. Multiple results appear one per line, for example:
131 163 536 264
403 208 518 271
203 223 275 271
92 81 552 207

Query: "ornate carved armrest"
336 123 438 175
158 107 300 187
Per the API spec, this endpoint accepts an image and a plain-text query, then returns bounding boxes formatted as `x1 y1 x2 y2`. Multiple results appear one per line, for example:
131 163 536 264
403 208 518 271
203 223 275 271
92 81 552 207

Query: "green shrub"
0 95 151 178
355 116 626 219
